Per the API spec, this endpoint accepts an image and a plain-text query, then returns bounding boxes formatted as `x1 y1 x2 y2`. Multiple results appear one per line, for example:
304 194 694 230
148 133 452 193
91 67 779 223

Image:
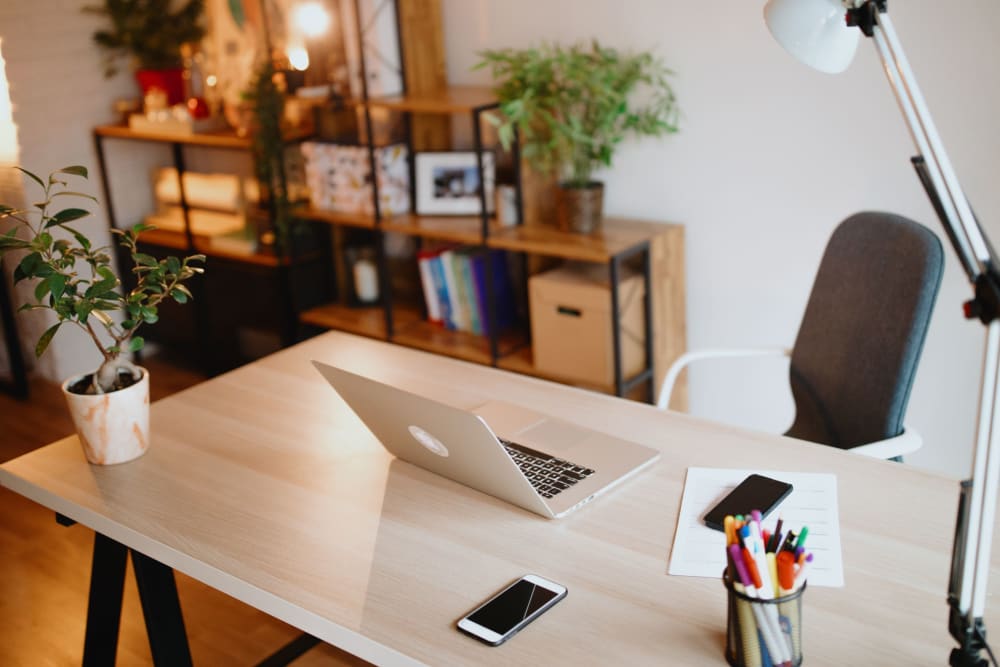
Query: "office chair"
657 211 944 460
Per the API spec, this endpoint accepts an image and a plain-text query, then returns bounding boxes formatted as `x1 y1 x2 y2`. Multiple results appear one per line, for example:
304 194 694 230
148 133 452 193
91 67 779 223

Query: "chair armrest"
848 427 922 459
656 347 792 410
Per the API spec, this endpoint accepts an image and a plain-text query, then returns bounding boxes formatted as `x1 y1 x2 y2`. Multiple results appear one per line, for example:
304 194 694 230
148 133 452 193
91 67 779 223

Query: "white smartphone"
456 574 567 646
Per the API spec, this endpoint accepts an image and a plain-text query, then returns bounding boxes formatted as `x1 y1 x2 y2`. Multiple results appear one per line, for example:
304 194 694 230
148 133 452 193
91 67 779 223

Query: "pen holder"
723 570 805 667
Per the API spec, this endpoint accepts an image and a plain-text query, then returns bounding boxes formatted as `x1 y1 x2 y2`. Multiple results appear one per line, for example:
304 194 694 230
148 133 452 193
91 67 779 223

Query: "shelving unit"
92 125 333 374
295 81 687 402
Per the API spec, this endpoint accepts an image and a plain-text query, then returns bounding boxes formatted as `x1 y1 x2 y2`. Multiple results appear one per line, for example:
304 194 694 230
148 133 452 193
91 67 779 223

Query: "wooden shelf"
293 207 512 245
486 218 679 262
132 227 311 268
96 124 252 149
380 213 486 245
292 206 377 230
300 303 391 339
392 319 526 366
366 86 497 114
496 346 614 393
94 124 313 149
132 227 190 250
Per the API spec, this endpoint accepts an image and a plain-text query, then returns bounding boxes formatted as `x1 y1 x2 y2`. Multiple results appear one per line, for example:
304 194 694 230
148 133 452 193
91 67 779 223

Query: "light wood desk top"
1 331 996 665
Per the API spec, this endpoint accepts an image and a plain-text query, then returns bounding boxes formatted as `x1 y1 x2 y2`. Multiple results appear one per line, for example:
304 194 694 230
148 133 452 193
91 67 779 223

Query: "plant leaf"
128 336 145 352
92 310 114 326
35 323 61 358
51 190 98 202
15 167 45 190
57 165 88 178
34 277 50 302
171 284 192 303
0 233 30 251
46 208 91 227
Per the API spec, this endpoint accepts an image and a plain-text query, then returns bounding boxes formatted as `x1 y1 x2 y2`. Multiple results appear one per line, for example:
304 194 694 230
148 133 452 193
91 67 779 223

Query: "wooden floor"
0 353 371 666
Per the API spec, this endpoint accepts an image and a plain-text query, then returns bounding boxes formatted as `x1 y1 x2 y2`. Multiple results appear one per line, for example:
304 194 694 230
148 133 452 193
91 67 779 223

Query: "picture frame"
415 152 495 216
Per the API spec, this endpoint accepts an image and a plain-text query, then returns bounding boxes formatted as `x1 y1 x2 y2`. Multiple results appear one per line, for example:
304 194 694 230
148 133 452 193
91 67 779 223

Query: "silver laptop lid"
312 361 553 518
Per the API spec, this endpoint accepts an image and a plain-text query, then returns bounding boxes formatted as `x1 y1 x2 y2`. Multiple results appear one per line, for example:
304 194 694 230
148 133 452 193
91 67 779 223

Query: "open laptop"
312 361 660 519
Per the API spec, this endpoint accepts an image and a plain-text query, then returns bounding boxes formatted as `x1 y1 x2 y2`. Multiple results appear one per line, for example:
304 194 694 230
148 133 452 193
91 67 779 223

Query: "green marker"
795 526 809 550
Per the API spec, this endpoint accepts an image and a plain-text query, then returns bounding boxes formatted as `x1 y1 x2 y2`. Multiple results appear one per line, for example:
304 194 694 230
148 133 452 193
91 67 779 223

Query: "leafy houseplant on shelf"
477 41 679 234
0 166 204 465
85 0 206 106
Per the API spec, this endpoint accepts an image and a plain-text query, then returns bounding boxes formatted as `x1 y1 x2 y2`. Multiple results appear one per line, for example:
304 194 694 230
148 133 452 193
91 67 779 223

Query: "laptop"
312 360 660 519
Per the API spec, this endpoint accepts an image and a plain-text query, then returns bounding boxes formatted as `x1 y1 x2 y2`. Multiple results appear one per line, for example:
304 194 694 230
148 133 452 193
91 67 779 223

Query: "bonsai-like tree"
477 41 680 188
0 166 204 393
85 0 206 77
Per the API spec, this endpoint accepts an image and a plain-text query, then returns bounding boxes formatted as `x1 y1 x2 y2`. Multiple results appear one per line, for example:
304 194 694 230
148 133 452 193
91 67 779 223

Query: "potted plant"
85 0 207 106
0 166 204 464
477 41 680 234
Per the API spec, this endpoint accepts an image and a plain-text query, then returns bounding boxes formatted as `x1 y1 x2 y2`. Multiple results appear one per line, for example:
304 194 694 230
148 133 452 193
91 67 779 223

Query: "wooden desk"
0 331 996 665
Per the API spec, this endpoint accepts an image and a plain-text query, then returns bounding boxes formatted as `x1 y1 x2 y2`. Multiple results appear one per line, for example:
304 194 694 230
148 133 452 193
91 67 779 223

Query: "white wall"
0 0 139 382
443 0 999 480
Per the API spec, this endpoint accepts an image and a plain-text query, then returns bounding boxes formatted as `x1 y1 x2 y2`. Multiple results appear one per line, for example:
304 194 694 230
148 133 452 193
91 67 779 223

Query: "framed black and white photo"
415 152 495 216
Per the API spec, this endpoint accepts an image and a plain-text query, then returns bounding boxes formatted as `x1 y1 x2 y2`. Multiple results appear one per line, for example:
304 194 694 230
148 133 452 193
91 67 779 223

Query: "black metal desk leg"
130 549 193 667
82 534 128 667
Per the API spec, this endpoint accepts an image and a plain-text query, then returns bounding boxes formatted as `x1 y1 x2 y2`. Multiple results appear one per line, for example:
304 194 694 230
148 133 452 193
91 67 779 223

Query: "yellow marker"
766 553 779 598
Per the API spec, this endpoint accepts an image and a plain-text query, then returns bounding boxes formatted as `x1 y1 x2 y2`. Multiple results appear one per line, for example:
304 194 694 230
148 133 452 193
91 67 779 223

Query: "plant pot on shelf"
556 182 604 235
61 367 150 465
135 68 185 106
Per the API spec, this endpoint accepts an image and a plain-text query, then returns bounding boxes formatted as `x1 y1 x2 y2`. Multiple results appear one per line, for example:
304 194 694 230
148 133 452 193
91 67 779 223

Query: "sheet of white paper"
668 467 844 587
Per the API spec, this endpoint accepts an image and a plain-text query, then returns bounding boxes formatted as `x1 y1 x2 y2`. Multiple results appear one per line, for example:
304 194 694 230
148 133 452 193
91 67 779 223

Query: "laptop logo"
408 425 449 457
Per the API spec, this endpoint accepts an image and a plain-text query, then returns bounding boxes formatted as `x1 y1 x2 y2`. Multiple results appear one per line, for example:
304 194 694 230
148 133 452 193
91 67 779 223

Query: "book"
439 249 466 332
470 250 515 336
457 249 482 335
429 253 453 329
417 248 443 324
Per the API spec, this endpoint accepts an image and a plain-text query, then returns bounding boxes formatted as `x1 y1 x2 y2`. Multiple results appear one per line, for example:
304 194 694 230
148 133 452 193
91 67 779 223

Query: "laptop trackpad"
474 400 588 453
473 400 546 437
517 420 590 453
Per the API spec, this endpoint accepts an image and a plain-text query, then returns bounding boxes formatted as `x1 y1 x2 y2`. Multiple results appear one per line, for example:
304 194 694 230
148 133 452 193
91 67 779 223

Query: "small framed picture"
415 151 495 216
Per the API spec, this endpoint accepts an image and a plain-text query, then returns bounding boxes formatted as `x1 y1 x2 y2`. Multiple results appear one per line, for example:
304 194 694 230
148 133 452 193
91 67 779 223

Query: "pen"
768 517 784 552
775 550 800 659
794 526 809 550
731 545 788 666
766 552 779 597
780 530 796 553
728 545 764 667
775 551 796 594
793 552 813 591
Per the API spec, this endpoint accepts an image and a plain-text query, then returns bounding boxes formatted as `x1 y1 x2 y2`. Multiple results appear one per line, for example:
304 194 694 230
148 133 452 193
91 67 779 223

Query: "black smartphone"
457 575 567 646
703 474 793 531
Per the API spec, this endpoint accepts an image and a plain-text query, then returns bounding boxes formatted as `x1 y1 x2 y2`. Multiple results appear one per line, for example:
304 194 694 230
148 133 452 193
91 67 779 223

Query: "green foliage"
244 61 292 254
476 41 680 187
83 0 206 76
0 166 205 390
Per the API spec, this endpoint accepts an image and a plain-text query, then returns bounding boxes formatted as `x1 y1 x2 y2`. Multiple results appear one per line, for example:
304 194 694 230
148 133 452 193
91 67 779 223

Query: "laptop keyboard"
500 439 595 499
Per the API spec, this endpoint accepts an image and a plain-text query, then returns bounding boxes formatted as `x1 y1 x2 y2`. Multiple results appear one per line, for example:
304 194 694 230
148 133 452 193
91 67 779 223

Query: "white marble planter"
61 368 150 465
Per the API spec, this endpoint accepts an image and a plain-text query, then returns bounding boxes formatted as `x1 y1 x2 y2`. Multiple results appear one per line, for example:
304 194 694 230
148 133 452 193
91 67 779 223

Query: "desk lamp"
763 1 1000 665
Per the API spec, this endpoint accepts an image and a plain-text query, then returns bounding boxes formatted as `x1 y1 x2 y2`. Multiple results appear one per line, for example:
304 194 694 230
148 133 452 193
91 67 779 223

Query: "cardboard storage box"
529 263 646 387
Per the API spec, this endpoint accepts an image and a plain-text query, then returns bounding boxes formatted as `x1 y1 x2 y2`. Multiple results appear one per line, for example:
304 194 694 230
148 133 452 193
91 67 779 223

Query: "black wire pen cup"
723 569 805 667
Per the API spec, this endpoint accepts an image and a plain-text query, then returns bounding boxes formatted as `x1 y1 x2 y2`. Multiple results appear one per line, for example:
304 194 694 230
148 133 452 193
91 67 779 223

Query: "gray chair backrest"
785 211 944 449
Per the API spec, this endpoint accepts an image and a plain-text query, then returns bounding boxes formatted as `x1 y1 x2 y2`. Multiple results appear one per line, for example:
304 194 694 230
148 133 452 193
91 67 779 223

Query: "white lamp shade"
764 0 861 74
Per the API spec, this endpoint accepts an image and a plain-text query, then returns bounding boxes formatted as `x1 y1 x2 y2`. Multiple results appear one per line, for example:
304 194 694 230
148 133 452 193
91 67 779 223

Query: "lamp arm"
865 8 990 278
854 4 1000 665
